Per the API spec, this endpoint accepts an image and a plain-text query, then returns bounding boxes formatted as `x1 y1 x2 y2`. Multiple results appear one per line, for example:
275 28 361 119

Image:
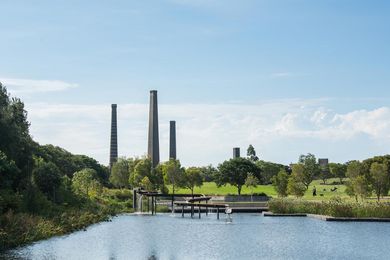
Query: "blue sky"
1 0 390 166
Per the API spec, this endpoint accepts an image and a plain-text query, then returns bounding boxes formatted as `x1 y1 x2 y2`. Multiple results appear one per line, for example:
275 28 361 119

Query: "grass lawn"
169 178 350 200
171 182 277 196
303 178 348 200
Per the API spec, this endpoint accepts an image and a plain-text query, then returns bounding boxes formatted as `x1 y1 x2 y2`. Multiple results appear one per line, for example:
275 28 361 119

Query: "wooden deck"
174 201 229 219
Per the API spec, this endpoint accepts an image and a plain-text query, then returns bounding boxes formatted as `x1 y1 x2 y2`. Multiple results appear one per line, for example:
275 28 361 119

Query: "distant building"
319 158 329 168
233 147 240 159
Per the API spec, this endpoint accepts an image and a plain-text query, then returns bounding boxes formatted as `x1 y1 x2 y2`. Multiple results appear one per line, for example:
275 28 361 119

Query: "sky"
1 0 390 167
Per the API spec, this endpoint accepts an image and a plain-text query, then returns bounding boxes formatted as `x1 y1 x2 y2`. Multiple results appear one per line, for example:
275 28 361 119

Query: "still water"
3 213 390 260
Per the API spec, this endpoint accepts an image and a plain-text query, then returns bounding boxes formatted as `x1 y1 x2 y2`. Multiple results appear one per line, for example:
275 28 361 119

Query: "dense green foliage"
199 165 218 182
244 173 259 198
32 161 62 202
0 84 126 250
216 157 261 195
183 167 203 195
269 198 390 218
110 157 131 188
246 144 259 162
271 169 289 197
370 162 389 201
256 160 286 184
298 153 320 189
162 159 184 195
287 165 307 197
329 163 347 184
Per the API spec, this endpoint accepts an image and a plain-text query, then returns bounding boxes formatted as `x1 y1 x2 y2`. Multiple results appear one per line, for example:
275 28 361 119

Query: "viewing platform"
174 200 229 219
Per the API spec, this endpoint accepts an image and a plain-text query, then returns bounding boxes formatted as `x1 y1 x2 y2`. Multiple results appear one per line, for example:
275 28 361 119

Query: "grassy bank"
0 189 135 251
169 179 348 200
269 198 390 218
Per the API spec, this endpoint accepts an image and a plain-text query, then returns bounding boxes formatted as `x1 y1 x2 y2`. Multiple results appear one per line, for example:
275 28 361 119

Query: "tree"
216 158 261 195
162 159 184 195
0 151 20 190
329 163 347 184
345 161 366 201
109 158 130 188
140 176 153 191
32 161 62 202
130 158 152 188
271 169 289 197
319 162 331 184
247 144 259 162
184 167 203 196
287 172 306 198
256 160 285 184
352 175 371 201
72 168 101 197
199 165 218 182
298 154 320 189
34 144 109 183
370 162 389 201
0 84 33 190
245 173 259 201
346 160 364 179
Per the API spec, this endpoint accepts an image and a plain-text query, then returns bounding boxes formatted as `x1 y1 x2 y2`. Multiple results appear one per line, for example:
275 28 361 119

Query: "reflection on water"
3 213 390 259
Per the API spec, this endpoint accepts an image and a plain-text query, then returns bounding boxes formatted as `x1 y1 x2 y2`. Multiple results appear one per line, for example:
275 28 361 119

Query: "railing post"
151 197 154 215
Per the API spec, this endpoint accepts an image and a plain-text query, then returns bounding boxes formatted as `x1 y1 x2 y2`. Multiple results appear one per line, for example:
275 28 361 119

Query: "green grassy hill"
169 178 349 200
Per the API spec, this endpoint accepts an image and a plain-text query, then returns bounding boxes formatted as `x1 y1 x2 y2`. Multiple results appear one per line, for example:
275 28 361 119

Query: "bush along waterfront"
0 84 136 251
0 188 135 250
268 198 390 218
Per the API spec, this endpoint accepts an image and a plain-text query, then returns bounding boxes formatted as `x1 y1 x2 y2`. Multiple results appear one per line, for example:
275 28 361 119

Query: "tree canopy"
162 159 184 195
184 167 203 196
216 157 261 195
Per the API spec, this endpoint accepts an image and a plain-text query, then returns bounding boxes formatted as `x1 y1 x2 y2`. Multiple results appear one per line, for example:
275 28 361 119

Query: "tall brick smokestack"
148 90 160 167
169 120 176 160
109 104 118 171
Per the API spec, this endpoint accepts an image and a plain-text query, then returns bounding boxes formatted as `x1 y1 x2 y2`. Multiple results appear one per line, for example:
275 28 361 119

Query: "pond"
3 213 390 259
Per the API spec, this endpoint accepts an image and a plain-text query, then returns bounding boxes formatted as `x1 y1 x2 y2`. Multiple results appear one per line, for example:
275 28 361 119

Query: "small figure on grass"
312 186 317 196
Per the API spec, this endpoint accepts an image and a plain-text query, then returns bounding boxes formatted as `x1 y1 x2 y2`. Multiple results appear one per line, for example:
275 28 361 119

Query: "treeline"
272 153 390 201
109 144 286 195
0 84 117 249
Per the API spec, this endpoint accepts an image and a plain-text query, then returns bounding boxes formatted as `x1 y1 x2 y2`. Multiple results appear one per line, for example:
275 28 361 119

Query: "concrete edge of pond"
263 212 390 222
263 212 307 217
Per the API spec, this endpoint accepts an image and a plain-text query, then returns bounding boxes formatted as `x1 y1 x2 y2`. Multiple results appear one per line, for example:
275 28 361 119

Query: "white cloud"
270 72 294 78
0 77 78 94
24 100 390 167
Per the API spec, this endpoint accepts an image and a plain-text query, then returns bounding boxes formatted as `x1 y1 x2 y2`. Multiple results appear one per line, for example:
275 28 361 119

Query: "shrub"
269 198 390 218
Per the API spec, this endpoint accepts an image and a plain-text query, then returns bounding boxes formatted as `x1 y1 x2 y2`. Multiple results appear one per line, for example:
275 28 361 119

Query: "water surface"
4 213 390 259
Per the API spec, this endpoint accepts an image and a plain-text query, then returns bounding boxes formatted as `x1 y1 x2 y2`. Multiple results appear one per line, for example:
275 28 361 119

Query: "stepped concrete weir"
109 104 118 171
169 120 176 160
148 90 160 168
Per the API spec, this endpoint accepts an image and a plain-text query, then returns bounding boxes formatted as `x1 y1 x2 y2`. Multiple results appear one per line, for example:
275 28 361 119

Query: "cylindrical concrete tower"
109 104 118 171
148 90 160 168
169 120 176 160
233 147 240 159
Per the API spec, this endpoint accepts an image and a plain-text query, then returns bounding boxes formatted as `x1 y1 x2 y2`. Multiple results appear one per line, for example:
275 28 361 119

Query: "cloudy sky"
1 0 390 166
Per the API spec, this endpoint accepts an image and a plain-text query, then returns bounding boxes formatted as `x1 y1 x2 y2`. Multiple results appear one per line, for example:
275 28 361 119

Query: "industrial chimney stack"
169 120 176 160
109 104 118 171
148 90 160 167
